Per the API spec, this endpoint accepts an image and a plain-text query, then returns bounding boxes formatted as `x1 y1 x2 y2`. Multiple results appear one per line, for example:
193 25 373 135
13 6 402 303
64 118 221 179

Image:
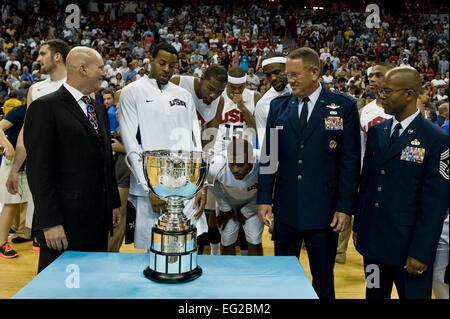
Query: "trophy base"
143 266 202 283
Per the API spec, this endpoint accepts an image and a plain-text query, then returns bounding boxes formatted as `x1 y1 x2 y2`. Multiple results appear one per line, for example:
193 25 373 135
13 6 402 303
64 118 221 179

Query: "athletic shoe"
0 242 19 258
31 238 40 251
11 237 32 244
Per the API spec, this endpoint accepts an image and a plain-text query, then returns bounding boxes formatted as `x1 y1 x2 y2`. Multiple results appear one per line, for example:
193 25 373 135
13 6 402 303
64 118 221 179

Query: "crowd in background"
1 0 449 124
0 0 448 300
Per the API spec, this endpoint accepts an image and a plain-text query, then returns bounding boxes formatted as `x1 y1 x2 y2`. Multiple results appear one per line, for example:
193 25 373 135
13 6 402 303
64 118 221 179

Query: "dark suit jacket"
354 113 449 267
257 86 361 231
24 85 121 246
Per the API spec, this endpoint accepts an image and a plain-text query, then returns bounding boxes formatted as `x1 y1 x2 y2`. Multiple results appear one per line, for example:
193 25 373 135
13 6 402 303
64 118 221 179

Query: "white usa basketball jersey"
31 77 67 101
213 88 256 155
178 76 221 127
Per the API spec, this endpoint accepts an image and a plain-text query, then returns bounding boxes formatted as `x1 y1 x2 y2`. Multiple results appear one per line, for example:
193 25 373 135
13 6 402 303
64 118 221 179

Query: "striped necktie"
80 96 101 136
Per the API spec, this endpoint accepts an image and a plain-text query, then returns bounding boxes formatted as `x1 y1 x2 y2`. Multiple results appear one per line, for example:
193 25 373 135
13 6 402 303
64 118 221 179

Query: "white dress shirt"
298 83 323 121
63 83 89 116
390 109 420 137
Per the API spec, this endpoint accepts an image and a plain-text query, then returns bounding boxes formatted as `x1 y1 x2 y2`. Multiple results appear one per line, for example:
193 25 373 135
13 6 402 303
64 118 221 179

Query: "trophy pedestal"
143 266 202 283
145 215 202 283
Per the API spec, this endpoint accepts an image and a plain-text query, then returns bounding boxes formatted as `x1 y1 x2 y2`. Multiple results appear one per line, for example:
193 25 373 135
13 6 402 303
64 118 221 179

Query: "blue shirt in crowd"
108 104 119 132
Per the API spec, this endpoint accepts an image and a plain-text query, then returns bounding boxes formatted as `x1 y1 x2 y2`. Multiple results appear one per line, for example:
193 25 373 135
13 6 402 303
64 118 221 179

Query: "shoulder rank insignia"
410 139 420 146
326 103 340 109
440 149 449 180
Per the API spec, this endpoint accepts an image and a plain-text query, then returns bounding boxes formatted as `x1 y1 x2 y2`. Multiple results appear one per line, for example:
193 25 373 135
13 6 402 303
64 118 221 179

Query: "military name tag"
400 146 425 163
325 116 343 130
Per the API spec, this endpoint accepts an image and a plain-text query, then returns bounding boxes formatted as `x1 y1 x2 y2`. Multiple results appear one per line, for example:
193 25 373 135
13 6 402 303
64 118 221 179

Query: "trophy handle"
125 151 150 193
204 152 227 188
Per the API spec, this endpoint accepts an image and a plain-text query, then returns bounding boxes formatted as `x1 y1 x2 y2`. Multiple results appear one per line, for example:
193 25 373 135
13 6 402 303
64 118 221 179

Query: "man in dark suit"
353 66 449 299
257 47 361 299
24 47 122 273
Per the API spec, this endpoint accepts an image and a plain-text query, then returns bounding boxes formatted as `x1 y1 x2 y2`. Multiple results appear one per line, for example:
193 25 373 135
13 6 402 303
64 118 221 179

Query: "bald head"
380 66 422 121
65 47 105 95
385 66 422 97
66 47 102 76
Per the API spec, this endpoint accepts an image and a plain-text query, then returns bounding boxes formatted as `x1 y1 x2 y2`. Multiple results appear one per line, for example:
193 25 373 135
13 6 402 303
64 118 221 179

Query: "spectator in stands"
19 66 35 84
437 102 449 127
2 90 22 116
190 48 203 73
111 72 125 88
246 67 260 90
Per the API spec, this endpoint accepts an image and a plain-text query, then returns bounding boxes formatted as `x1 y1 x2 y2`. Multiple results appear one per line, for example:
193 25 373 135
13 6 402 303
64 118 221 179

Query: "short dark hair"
204 65 228 83
102 89 115 97
42 39 70 64
152 42 178 59
9 90 18 99
287 47 320 69
262 51 285 61
228 66 246 78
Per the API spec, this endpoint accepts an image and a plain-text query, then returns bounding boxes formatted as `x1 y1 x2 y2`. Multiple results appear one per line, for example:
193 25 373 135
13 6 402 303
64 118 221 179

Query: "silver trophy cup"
126 150 208 283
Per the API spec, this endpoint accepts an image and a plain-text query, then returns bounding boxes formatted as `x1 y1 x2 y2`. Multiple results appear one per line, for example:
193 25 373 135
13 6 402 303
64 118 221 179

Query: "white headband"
228 75 247 84
262 57 287 68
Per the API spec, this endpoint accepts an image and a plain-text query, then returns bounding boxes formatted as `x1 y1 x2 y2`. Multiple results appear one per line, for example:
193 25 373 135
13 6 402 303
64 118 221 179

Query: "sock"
210 243 220 255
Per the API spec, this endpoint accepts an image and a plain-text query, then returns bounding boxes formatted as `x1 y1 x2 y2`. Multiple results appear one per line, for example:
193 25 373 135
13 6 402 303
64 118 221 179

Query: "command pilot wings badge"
326 103 340 110
440 149 449 180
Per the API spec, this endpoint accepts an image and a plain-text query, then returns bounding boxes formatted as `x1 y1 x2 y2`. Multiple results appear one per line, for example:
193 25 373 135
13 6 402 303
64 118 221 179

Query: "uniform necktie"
390 122 402 147
80 96 101 136
299 97 310 134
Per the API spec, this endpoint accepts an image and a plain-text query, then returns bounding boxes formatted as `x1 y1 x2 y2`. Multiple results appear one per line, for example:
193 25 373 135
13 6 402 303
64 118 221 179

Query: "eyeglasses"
284 72 302 79
378 88 411 97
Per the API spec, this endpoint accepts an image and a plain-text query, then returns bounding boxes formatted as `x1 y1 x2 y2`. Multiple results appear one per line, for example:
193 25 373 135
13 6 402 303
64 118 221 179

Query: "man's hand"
330 211 351 233
2 143 15 161
193 190 206 219
43 225 68 251
258 204 273 227
149 192 166 213
404 256 428 275
112 208 121 227
111 138 125 153
231 93 244 106
216 210 236 230
5 169 19 195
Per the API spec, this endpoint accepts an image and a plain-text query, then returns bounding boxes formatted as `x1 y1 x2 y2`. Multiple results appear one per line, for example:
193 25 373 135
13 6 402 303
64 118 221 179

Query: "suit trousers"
273 221 338 299
363 256 433 299
36 230 108 273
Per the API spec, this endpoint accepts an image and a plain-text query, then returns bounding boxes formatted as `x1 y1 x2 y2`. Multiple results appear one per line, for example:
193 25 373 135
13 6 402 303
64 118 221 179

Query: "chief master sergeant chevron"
256 47 361 299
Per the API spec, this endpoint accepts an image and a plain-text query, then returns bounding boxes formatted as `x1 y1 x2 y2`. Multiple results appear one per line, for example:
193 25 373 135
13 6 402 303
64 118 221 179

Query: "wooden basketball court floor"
1 227 401 299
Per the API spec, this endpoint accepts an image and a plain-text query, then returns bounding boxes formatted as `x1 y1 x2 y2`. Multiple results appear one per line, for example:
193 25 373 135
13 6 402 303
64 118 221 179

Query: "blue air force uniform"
257 85 361 299
354 110 449 299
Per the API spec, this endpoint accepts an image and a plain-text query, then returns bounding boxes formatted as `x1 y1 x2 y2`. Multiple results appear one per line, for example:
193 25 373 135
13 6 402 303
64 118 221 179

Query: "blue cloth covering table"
13 251 318 299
